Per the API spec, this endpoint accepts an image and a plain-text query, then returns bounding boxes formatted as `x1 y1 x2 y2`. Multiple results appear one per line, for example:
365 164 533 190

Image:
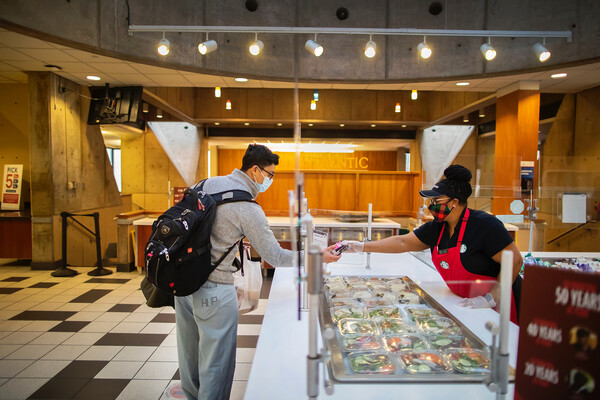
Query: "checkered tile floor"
0 260 271 400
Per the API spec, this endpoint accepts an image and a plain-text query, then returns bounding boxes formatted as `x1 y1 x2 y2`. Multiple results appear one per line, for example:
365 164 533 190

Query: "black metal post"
87 212 112 276
51 212 78 277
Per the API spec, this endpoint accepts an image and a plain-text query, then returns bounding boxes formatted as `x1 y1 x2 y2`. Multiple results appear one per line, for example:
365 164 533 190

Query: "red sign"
173 187 187 204
515 266 599 399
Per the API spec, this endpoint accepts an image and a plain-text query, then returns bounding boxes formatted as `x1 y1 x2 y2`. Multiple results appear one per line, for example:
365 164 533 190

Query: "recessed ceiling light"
551 73 567 79
456 82 470 86
401 124 407 128
308 123 314 127
214 122 220 126
276 123 282 126
86 75 101 81
371 124 376 127
235 77 248 82
339 123 345 127
244 122 250 126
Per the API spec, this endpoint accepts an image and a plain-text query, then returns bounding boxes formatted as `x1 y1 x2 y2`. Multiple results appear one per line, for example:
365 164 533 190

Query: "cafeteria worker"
341 165 523 324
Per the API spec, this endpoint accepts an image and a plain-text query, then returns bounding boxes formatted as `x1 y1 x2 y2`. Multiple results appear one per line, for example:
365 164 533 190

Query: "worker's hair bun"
444 165 472 183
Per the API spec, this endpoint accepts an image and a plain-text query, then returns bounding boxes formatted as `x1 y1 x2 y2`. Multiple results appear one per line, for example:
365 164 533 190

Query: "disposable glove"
457 293 496 309
335 240 364 254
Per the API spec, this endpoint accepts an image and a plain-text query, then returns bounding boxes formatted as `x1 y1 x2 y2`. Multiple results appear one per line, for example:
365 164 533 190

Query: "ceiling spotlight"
364 35 376 58
249 33 264 56
226 100 232 110
456 82 470 86
401 124 407 128
214 87 221 98
142 103 149 113
277 123 283 126
463 114 469 123
305 35 324 57
156 109 163 118
310 100 317 111
234 77 248 82
340 123 345 127
157 33 170 56
214 122 220 126
371 124 376 128
411 90 418 100
308 123 314 127
198 39 218 55
479 108 486 118
480 38 496 61
417 37 432 59
551 73 567 78
533 41 551 62
244 122 250 126
395 103 401 113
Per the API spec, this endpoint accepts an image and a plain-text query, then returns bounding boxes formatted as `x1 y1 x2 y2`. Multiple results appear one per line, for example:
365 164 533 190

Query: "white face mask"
255 168 273 192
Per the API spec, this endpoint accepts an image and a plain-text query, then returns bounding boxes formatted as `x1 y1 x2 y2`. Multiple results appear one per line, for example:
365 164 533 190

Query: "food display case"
319 275 498 383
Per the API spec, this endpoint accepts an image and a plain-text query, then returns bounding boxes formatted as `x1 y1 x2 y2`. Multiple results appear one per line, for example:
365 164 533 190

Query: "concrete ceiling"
1 28 600 93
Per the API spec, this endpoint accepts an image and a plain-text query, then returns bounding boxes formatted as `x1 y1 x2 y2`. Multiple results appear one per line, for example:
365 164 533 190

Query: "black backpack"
144 180 255 296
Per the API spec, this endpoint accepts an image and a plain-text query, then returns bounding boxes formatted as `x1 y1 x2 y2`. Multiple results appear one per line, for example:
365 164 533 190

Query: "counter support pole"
498 250 513 397
307 244 323 399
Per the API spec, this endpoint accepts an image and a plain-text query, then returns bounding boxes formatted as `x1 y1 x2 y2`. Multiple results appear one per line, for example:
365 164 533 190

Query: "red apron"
431 208 518 324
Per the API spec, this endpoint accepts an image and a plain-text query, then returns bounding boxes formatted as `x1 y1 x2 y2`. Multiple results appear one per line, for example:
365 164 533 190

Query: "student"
175 144 340 400
339 165 523 324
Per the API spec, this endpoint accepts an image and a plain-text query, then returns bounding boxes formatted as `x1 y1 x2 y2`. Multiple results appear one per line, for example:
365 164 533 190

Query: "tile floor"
0 260 271 400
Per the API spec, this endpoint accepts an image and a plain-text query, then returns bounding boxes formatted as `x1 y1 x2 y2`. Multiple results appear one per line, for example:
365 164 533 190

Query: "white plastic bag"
233 246 263 314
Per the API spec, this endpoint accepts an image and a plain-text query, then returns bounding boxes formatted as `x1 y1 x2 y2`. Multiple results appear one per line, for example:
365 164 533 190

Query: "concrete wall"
0 83 30 206
1 0 598 82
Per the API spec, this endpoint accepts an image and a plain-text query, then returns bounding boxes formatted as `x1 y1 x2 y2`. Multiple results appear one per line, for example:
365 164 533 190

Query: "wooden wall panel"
357 173 416 213
323 91 352 121
195 88 222 119
302 172 357 211
247 90 275 119
351 91 377 121
376 91 403 121
272 90 295 119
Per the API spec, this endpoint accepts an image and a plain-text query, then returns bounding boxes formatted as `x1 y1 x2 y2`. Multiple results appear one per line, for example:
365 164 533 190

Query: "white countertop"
266 216 402 229
244 252 519 399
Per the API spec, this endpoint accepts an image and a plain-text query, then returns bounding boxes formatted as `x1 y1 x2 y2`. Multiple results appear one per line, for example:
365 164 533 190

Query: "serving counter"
244 252 519 399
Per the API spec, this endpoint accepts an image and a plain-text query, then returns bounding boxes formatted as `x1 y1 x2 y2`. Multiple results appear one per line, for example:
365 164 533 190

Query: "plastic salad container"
383 334 430 352
346 282 370 291
328 289 352 300
395 289 421 304
369 290 396 302
445 349 491 374
351 290 374 300
331 306 368 322
427 334 467 350
367 306 402 320
348 352 396 374
377 318 416 335
361 298 393 308
341 334 382 352
338 318 378 335
329 298 360 308
399 350 452 374
404 305 443 321
417 317 462 336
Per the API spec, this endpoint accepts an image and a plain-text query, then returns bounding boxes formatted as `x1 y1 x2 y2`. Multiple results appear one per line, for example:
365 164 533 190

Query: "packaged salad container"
395 289 421 304
361 298 393 308
417 316 462 336
377 318 416 335
327 289 352 300
370 290 396 302
366 282 390 291
351 290 374 301
383 334 430 352
329 298 360 308
341 334 382 352
445 349 491 374
348 352 396 374
325 281 348 292
338 318 378 335
347 282 370 291
367 306 402 320
331 306 368 322
404 305 443 321
344 276 365 284
427 334 467 350
399 349 452 374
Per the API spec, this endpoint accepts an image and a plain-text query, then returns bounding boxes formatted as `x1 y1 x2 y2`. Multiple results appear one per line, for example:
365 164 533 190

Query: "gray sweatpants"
175 281 238 400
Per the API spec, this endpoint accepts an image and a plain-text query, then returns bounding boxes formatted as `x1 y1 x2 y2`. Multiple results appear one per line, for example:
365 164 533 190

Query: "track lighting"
157 33 170 56
411 90 418 100
305 35 323 57
480 38 496 61
214 87 221 98
533 40 551 62
198 39 218 55
249 33 264 56
417 37 432 59
364 35 376 58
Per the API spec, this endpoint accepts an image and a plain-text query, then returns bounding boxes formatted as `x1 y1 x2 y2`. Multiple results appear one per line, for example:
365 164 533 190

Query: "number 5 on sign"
1 164 23 210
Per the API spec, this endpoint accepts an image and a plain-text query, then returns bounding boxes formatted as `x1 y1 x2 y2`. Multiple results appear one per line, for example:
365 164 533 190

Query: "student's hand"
457 293 496 309
342 241 364 253
322 245 341 263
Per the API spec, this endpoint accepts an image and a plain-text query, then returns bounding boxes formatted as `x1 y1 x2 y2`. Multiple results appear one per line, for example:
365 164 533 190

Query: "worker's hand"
457 293 496 309
322 245 342 263
341 241 364 253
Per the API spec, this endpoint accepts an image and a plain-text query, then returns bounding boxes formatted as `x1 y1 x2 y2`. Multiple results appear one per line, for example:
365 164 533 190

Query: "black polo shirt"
414 207 522 317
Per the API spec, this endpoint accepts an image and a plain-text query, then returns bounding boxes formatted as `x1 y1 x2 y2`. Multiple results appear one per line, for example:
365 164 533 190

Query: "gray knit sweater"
200 169 294 284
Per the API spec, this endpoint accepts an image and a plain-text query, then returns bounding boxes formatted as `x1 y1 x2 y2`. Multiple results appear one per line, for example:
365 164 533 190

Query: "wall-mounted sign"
2 164 23 210
515 265 599 399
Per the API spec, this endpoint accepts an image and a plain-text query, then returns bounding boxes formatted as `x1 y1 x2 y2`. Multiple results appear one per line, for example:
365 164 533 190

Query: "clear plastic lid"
417 316 462 336
331 306 368 322
348 352 396 374
445 349 491 375
341 334 382 352
367 306 403 320
346 282 370 291
377 318 416 335
324 276 344 284
404 305 443 321
350 290 374 301
329 298 360 308
327 289 352 300
389 282 409 292
344 276 365 284
398 349 452 374
325 281 348 291
369 290 396 302
426 334 467 350
338 318 378 335
395 290 421 305
383 334 430 352
360 298 393 308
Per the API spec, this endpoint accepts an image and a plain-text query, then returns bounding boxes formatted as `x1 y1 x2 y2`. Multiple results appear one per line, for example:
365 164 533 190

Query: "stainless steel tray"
319 276 502 383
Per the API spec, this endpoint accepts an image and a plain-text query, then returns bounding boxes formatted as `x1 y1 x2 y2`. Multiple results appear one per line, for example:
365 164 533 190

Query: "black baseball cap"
419 180 454 199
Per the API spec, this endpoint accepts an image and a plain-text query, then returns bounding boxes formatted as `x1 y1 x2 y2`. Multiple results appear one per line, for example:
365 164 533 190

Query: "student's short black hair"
240 144 279 171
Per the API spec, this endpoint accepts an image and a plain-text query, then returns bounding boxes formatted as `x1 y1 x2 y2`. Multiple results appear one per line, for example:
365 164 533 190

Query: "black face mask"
428 202 454 222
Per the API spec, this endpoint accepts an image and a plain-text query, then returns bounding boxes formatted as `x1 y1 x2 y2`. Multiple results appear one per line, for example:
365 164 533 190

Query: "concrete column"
493 82 540 215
